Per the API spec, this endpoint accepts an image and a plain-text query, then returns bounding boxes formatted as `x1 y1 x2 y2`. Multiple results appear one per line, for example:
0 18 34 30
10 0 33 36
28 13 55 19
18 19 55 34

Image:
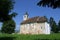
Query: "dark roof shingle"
21 16 47 24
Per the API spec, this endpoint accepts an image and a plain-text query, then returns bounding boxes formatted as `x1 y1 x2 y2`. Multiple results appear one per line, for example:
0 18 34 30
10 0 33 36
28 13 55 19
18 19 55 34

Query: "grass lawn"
0 33 60 40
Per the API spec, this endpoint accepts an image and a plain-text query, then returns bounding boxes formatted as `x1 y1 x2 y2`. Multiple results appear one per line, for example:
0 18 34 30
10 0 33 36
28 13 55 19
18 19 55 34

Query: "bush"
1 20 16 34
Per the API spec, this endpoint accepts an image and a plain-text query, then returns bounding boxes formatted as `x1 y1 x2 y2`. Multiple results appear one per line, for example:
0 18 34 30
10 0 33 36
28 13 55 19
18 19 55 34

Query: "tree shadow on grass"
0 37 16 40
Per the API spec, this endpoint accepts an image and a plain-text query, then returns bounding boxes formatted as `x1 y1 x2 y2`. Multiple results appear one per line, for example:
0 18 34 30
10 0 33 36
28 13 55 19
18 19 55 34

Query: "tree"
49 17 54 32
1 13 17 34
52 21 58 33
0 0 17 34
49 17 58 33
58 20 60 32
49 17 54 28
0 0 15 22
37 0 60 9
1 20 16 34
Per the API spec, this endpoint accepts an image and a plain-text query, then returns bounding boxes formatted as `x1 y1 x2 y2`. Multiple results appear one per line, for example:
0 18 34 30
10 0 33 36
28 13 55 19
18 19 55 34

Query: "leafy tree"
58 20 60 32
0 0 17 33
37 0 60 9
1 13 17 34
52 21 58 33
49 17 54 32
1 20 16 34
49 17 58 33
0 0 15 22
1 12 17 34
49 17 54 28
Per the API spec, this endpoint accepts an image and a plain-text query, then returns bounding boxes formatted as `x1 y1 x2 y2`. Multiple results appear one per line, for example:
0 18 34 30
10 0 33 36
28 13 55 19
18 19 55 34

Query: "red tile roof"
21 16 47 24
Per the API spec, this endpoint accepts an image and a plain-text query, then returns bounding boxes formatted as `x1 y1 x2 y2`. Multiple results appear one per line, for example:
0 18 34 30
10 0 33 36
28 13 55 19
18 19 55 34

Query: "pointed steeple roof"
24 12 29 16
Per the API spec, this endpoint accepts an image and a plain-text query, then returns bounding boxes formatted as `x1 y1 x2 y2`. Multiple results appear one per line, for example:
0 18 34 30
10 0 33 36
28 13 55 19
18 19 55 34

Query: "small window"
41 26 42 29
24 15 26 18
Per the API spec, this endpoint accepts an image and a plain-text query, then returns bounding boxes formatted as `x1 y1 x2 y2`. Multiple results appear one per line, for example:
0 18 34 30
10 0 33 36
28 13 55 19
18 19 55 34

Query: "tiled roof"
21 16 47 24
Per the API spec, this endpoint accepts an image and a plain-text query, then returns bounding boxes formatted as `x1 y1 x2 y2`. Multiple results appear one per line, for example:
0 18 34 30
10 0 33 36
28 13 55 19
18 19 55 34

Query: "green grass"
0 33 60 40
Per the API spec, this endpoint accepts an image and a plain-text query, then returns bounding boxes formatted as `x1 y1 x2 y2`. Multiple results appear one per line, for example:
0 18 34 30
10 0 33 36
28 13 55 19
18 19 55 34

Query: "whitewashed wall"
20 22 50 34
45 22 50 34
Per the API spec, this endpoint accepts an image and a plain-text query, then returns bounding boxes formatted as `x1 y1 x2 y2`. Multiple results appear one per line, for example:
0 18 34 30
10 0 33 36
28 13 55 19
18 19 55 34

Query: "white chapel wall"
20 22 50 34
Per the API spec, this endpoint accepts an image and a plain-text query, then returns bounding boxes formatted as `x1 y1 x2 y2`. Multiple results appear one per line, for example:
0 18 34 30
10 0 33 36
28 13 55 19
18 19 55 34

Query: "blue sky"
0 0 60 30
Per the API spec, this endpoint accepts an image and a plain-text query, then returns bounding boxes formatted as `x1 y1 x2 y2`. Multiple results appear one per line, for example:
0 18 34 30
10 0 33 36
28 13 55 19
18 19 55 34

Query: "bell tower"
23 12 29 20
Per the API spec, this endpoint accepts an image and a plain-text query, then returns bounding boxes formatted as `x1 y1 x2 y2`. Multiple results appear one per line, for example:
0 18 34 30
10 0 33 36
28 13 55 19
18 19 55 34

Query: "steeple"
23 12 29 20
